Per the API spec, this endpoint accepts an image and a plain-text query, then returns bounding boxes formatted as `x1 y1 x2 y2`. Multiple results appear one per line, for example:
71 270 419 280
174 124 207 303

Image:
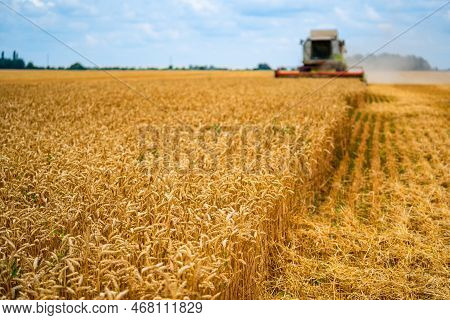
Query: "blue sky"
1 0 449 68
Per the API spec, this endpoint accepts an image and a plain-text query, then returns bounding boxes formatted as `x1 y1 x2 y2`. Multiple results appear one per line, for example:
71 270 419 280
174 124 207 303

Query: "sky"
1 0 449 69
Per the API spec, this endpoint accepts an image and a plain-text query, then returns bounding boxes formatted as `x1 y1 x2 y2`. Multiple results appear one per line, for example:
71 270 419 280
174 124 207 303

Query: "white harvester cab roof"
309 29 338 40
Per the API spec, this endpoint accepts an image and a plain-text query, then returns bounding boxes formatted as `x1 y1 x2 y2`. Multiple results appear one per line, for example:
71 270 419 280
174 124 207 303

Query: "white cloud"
85 34 98 46
55 0 98 15
24 0 55 9
68 21 88 31
377 23 393 32
178 0 219 14
366 5 381 20
123 3 136 20
30 0 44 7
333 6 366 28
334 7 349 21
136 23 160 39
167 29 181 39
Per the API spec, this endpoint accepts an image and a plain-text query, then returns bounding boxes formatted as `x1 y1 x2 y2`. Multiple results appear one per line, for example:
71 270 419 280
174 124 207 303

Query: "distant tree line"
1 50 277 71
346 53 432 71
0 51 276 71
0 51 27 69
0 50 53 69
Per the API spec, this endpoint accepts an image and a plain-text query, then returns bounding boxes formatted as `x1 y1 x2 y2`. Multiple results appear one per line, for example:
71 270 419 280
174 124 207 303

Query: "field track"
270 84 450 299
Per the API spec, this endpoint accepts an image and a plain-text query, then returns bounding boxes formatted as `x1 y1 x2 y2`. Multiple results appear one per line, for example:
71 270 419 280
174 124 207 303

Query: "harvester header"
275 29 364 79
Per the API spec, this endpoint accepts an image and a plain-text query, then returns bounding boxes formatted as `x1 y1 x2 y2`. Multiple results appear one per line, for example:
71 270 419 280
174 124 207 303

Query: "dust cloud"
365 71 450 84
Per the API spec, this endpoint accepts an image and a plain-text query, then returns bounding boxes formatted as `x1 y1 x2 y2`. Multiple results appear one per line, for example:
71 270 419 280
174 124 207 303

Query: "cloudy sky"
1 0 449 69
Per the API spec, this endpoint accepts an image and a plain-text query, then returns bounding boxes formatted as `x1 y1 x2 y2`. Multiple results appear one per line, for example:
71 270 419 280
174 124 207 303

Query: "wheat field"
0 71 448 300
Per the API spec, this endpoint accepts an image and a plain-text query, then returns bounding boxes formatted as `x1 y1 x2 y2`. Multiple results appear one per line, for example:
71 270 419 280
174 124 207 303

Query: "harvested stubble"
268 84 450 299
0 71 365 299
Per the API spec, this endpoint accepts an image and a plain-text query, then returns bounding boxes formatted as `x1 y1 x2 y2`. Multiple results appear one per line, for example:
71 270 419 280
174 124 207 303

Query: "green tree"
26 62 36 69
69 62 86 70
256 63 271 70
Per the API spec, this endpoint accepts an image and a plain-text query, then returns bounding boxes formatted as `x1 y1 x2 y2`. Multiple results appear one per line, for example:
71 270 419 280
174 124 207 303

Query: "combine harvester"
275 29 364 79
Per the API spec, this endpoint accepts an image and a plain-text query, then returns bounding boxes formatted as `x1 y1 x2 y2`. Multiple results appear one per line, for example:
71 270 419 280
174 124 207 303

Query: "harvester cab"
275 29 364 79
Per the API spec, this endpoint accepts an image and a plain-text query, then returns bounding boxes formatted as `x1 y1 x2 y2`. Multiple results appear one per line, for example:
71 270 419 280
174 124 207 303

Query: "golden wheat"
0 70 366 299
